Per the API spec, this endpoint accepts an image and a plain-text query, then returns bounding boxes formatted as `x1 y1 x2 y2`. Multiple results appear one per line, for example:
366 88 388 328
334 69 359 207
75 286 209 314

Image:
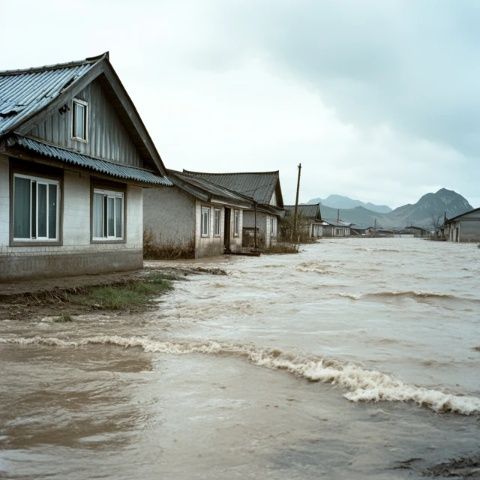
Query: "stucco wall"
448 214 480 242
0 159 144 280
243 211 277 247
143 186 195 252
195 201 225 258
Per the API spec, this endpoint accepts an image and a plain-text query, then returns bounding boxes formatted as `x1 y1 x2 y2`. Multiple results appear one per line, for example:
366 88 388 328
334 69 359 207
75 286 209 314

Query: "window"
271 216 277 237
201 206 210 237
13 174 59 242
233 209 240 237
213 208 221 236
72 99 88 141
92 189 124 240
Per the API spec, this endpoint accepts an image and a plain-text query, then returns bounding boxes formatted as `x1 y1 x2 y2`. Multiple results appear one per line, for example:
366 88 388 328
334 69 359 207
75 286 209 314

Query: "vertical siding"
27 79 143 167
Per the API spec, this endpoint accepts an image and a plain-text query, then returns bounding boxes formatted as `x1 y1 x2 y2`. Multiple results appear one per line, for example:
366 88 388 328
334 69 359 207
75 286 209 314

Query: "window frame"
201 206 211 238
9 162 63 247
233 209 240 237
213 208 221 237
90 180 127 244
72 98 89 143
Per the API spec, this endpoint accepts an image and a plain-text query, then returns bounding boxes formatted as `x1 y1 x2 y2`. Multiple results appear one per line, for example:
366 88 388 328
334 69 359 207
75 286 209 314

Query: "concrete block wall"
0 156 144 280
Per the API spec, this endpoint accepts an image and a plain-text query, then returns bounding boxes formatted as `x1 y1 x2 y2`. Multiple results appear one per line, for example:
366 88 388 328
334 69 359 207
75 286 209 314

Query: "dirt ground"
0 265 226 321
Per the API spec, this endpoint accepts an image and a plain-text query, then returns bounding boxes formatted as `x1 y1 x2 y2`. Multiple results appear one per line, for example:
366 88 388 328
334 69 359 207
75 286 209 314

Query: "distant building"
323 219 352 237
284 203 323 238
144 170 252 258
444 207 480 242
180 171 285 248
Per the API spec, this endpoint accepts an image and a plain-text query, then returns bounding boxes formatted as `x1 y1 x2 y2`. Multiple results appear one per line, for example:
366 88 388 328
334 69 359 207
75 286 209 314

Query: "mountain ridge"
308 194 392 213
308 188 473 229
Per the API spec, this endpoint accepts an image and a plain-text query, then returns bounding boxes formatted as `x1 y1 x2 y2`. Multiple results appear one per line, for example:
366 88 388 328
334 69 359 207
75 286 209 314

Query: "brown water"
1 238 479 479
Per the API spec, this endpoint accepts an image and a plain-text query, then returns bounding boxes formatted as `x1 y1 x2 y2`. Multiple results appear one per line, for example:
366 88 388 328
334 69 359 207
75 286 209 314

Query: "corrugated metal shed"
9 135 171 186
284 204 322 220
182 170 282 206
0 58 98 136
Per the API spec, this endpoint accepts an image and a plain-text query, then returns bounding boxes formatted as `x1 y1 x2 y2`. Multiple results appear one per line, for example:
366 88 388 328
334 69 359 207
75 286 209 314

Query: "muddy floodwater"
1 238 479 479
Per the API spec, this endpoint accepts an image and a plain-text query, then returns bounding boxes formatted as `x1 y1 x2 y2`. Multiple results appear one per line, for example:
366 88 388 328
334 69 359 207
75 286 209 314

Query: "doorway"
224 208 231 253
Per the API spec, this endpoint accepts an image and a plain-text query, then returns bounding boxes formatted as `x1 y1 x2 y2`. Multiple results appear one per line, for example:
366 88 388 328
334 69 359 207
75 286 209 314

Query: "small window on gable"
72 99 88 141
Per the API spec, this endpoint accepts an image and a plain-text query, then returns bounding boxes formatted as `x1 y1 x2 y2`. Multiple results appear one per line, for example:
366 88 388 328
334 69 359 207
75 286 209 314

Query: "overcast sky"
1 0 479 207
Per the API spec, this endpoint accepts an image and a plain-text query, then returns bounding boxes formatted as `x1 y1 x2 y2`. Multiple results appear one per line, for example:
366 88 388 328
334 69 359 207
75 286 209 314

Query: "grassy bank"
0 271 176 321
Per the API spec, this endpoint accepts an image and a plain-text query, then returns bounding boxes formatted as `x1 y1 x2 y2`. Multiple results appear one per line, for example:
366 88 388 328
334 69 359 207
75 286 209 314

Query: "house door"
224 208 231 253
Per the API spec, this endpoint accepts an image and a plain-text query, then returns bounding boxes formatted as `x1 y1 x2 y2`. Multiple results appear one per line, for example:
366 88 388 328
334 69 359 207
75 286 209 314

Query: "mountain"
314 188 473 229
308 194 392 213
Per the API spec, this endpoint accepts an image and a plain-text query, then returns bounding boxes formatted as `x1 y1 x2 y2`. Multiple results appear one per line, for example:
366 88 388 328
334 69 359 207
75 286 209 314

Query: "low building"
444 208 480 242
181 171 285 248
284 204 323 238
144 170 253 258
0 53 170 281
323 219 352 237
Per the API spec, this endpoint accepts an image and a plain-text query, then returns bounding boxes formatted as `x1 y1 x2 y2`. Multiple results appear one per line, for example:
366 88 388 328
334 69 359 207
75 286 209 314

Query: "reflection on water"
0 238 479 479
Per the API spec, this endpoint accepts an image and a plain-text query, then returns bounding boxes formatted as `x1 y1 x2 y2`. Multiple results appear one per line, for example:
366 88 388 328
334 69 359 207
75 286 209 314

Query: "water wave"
296 262 334 274
335 290 477 303
2 335 480 415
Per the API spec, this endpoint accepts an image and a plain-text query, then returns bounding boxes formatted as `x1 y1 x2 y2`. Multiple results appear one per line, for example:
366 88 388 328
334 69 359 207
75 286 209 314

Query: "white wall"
0 156 9 249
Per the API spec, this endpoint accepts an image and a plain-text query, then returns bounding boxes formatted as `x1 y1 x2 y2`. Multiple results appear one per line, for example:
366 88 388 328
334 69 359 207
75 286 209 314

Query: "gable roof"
0 52 168 179
182 170 283 207
284 203 322 221
169 170 253 207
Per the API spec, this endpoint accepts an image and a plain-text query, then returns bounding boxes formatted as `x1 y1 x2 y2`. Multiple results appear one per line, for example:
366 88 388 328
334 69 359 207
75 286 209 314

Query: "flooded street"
1 238 479 479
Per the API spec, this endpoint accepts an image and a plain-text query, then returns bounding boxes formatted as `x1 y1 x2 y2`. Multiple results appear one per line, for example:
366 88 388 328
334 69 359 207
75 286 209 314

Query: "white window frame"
72 98 88 142
233 209 240 237
201 206 210 237
271 216 277 237
213 208 221 237
92 188 124 241
13 173 60 242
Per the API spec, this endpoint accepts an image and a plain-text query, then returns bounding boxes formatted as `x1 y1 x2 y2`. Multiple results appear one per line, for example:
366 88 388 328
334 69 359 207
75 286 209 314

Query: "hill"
315 188 473 229
308 194 392 213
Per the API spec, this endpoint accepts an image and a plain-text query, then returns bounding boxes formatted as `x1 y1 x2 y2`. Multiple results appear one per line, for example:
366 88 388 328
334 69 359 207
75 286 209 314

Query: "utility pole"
254 201 258 250
337 209 340 223
292 163 302 242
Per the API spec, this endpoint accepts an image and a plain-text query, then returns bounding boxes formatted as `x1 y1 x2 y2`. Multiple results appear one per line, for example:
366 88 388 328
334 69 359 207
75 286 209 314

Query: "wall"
0 159 144 281
27 78 143 167
143 186 195 254
195 201 225 258
228 208 243 253
243 211 279 247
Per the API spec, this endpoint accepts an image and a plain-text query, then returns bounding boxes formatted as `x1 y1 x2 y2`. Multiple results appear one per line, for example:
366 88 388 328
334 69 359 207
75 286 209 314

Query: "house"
444 207 480 242
0 53 170 281
180 171 285 248
284 203 323 238
143 170 253 258
323 219 352 237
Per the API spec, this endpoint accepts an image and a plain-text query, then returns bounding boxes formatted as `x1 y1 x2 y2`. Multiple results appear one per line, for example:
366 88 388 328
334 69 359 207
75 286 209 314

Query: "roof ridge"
0 53 107 77
183 169 279 176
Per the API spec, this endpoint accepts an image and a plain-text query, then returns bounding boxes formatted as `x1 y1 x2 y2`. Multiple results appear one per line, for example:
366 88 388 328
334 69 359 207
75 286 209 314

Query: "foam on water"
2 334 480 416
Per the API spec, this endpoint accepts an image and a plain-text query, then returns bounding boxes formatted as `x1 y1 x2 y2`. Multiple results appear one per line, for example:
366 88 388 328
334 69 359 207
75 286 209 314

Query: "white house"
144 170 253 258
0 53 170 281
181 171 285 249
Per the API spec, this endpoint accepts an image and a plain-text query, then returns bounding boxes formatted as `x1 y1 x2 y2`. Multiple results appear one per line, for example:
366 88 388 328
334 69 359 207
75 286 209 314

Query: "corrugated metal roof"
285 204 322 220
9 135 171 186
170 170 252 206
182 170 282 206
0 58 99 136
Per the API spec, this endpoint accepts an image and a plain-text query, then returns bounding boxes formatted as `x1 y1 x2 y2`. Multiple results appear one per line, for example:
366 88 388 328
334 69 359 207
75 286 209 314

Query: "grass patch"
66 273 173 311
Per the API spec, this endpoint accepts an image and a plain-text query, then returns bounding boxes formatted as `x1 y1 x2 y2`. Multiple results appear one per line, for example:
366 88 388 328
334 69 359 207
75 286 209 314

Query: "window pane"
115 197 122 238
93 193 104 238
48 184 57 239
74 102 86 139
37 183 47 238
13 177 31 239
107 197 115 237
